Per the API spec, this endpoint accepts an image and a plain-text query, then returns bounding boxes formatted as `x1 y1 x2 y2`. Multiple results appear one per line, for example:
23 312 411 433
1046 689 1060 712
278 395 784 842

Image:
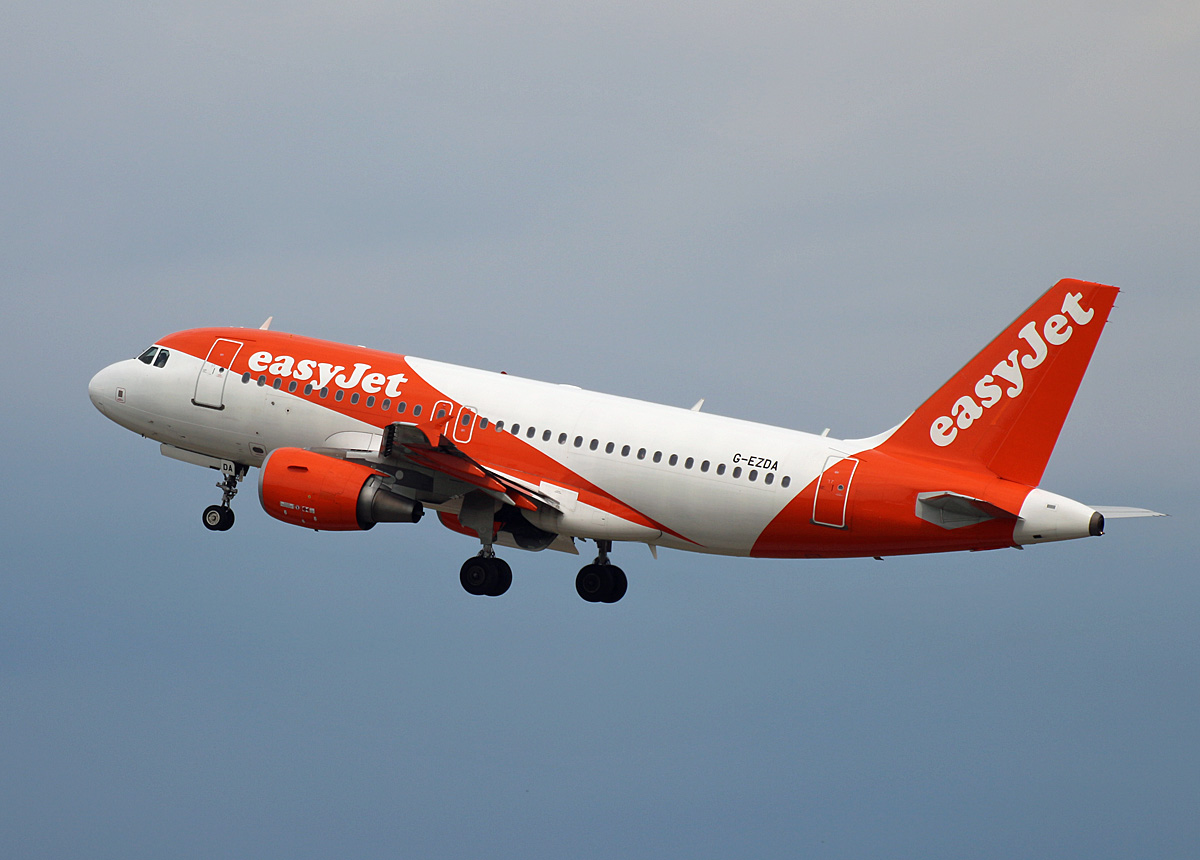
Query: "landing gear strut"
460 550 512 597
202 464 246 532
576 540 627 603
457 492 513 597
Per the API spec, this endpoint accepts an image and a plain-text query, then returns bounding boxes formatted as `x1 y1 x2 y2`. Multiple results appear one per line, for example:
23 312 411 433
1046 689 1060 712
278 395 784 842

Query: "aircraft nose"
88 363 120 413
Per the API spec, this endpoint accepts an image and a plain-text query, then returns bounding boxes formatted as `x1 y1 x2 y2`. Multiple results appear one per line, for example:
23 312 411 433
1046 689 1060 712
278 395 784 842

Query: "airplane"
88 278 1162 603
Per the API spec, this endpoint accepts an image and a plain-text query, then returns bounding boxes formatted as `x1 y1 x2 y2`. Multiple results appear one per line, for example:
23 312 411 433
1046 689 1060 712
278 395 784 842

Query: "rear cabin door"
812 456 859 529
193 338 243 409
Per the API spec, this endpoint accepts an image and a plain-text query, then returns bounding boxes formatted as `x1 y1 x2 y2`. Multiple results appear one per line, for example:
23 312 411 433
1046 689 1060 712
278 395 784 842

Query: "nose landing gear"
202 504 234 531
576 540 627 603
202 463 246 532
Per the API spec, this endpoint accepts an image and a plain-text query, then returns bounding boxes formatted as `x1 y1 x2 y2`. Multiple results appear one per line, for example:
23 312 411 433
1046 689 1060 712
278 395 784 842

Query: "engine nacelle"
259 447 423 531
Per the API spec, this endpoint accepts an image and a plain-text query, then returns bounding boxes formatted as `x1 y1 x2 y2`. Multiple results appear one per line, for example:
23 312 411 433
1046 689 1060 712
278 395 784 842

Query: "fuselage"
88 325 1099 559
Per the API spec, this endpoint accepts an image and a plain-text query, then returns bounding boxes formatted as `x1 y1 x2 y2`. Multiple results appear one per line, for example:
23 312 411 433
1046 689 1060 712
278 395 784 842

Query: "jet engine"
259 447 423 531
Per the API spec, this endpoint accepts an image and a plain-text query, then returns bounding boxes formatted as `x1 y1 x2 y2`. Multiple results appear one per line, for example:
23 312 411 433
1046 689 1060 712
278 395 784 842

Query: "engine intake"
259 447 423 531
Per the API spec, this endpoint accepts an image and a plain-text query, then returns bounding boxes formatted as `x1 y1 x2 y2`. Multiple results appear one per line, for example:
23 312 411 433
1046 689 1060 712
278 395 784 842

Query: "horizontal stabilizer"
1090 506 1167 519
916 491 1020 530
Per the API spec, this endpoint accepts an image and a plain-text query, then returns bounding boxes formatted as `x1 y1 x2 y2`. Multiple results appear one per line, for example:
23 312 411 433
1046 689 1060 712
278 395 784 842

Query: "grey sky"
2 2 1197 858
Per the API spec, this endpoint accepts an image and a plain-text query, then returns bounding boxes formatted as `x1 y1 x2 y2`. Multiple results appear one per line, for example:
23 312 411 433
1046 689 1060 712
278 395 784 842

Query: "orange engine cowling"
259 447 424 531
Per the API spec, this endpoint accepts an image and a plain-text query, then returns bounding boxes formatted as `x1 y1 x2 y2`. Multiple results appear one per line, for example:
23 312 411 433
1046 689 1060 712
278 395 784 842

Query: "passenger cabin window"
138 347 158 364
153 349 170 368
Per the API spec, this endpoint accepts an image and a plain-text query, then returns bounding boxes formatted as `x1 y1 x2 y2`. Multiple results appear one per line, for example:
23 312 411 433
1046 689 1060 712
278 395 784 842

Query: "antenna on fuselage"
259 316 273 331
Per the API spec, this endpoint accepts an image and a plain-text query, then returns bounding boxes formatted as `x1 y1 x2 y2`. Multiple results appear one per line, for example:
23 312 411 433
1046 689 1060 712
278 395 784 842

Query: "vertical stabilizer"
880 279 1119 486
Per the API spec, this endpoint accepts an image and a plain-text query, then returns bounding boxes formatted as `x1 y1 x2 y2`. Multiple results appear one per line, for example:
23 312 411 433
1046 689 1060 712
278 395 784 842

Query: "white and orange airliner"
89 279 1161 602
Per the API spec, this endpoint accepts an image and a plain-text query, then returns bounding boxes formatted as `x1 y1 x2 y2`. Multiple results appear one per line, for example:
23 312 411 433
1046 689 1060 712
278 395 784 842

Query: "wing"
317 420 685 553
315 421 558 513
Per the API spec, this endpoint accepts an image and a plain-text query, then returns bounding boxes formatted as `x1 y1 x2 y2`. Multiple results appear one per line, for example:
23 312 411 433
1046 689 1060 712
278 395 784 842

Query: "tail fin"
881 279 1119 486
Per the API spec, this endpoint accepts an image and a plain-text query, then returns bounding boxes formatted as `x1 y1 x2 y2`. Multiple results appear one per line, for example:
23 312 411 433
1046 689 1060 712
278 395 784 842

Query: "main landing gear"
460 551 512 597
457 539 628 603
575 540 627 604
202 464 246 532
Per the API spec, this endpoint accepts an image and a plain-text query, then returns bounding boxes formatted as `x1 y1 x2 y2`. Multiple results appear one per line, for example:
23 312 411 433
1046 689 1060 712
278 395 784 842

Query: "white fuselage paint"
406 357 890 554
89 349 891 555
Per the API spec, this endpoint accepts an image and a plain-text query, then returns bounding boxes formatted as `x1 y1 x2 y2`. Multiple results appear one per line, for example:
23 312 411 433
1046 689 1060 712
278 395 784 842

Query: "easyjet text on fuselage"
246 350 410 398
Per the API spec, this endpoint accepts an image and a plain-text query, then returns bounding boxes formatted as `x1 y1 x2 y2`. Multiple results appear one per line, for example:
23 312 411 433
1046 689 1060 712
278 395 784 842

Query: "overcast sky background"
2 2 1197 858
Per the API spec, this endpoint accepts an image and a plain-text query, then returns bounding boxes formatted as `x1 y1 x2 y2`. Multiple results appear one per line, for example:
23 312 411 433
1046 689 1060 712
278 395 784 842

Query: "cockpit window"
138 347 158 364
153 349 170 368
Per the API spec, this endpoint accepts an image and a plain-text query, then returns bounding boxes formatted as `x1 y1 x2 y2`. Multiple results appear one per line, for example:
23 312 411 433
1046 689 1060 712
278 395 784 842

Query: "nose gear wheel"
202 464 246 532
203 504 235 531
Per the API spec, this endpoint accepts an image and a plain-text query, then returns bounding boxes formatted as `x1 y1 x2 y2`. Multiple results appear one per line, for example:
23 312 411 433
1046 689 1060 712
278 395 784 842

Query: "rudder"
881 279 1120 486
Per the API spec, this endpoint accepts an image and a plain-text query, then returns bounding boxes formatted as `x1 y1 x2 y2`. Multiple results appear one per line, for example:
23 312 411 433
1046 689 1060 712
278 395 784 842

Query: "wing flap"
375 421 547 513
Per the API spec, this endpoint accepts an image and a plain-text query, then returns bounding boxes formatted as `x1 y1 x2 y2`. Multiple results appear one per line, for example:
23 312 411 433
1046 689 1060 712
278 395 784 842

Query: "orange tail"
880 279 1119 486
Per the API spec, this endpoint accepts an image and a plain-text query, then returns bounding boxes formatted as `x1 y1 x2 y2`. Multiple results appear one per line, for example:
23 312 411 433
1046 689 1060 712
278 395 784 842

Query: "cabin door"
812 456 858 529
193 338 243 409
